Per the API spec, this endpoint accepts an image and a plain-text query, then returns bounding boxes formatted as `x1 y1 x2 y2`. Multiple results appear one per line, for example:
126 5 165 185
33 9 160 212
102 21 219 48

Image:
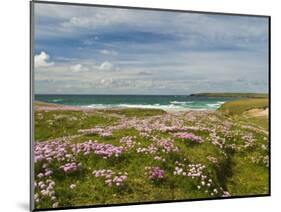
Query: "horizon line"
34 92 269 96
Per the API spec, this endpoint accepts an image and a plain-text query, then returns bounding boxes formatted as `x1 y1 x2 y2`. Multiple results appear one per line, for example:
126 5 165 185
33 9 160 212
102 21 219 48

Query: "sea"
35 94 236 111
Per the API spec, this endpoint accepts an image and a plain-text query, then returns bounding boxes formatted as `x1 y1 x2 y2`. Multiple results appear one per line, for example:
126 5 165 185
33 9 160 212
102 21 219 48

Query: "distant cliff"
189 93 268 98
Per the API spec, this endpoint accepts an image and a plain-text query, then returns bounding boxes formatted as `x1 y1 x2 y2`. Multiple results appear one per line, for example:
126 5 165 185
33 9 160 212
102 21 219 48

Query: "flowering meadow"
34 106 269 209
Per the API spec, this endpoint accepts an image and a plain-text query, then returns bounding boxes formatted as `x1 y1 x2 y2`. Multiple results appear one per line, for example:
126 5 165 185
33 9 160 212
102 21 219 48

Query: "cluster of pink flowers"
120 136 136 150
186 164 229 197
93 169 114 178
37 162 55 178
242 134 256 148
145 166 165 180
184 126 212 132
136 136 178 155
136 144 158 155
60 162 80 173
93 169 128 187
139 132 151 138
135 125 153 134
158 126 186 133
187 164 206 178
34 139 71 164
37 168 53 178
72 140 123 159
173 161 230 197
154 156 166 162
174 166 187 176
82 111 215 141
34 178 58 208
209 131 225 149
241 125 268 135
173 160 188 176
34 138 127 207
112 114 187 135
175 132 204 143
78 127 112 137
153 138 179 153
185 112 199 122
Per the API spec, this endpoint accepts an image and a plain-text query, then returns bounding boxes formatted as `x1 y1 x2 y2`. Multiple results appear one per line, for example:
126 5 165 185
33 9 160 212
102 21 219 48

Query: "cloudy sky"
34 3 269 95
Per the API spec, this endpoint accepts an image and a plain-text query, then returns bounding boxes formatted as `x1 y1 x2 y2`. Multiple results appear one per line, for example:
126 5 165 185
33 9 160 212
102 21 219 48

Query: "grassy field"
219 98 268 115
33 102 269 209
219 98 269 130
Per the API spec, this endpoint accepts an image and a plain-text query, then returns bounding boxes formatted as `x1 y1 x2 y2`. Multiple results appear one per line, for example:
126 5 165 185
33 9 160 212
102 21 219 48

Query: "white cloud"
100 49 110 55
99 61 114 71
99 78 113 86
34 51 54 68
34 4 268 94
35 3 267 48
64 17 93 28
70 64 89 72
100 49 118 56
60 9 133 29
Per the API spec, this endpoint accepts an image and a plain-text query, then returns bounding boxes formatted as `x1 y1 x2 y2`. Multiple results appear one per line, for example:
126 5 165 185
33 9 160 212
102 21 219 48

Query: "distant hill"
189 93 268 98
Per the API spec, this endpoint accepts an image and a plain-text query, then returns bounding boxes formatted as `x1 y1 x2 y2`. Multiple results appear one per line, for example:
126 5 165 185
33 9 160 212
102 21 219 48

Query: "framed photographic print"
30 0 270 211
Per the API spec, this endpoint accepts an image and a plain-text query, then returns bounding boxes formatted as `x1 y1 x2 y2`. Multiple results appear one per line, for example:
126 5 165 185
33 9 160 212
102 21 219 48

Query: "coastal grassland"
96 108 166 117
219 98 269 130
35 110 119 141
217 97 269 195
33 104 269 209
219 98 268 115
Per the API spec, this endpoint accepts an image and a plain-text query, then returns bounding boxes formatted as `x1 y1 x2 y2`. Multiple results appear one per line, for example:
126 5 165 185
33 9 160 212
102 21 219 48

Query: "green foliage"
34 107 269 209
97 108 166 117
219 98 268 115
35 110 118 141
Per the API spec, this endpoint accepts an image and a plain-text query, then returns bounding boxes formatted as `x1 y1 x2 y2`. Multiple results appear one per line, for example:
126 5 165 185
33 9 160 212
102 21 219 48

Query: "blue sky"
34 3 269 95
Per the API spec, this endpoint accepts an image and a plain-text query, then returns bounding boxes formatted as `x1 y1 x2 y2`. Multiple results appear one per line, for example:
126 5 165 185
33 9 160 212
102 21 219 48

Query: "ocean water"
35 95 236 111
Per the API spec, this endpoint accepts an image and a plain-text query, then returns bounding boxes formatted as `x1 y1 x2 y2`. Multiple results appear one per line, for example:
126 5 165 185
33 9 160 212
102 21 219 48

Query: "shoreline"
34 100 268 118
34 101 217 112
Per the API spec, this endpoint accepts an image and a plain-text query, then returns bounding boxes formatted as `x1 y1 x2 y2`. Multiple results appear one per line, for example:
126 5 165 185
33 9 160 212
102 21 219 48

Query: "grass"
218 98 268 115
218 97 269 130
33 106 269 209
217 97 269 196
227 153 269 196
35 110 118 141
97 108 166 117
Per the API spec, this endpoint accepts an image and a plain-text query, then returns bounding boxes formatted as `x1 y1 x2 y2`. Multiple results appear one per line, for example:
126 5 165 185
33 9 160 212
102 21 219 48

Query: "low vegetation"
219 98 268 115
219 98 269 130
34 104 269 209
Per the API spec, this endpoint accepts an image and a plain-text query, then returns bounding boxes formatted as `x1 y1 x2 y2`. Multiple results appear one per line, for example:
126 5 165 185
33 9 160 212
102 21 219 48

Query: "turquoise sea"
35 94 236 110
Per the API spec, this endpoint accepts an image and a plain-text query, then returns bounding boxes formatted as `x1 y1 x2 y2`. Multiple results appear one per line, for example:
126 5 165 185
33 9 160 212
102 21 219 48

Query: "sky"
34 3 269 95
